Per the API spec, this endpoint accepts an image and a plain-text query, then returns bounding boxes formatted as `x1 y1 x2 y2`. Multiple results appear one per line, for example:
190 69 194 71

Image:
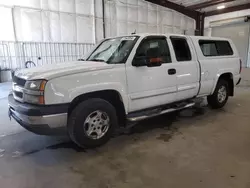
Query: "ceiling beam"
188 0 235 10
145 0 199 19
205 3 250 17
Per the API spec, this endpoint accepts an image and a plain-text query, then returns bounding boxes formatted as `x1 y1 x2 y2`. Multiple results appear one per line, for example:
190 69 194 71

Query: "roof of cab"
190 35 230 41
106 33 231 41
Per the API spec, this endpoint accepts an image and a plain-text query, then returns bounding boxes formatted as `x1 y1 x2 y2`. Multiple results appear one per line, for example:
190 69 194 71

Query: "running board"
127 102 195 122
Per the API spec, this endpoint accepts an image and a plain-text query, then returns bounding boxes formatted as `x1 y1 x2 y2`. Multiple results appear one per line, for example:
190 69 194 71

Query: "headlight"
25 80 47 91
24 80 47 105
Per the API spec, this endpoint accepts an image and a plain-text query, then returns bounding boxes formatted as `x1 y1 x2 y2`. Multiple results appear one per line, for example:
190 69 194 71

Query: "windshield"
87 36 139 64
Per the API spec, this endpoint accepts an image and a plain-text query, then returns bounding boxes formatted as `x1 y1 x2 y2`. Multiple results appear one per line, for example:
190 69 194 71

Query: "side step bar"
127 102 195 122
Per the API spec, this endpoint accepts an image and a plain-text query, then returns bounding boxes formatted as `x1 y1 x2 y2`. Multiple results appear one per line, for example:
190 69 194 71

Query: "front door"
126 36 177 112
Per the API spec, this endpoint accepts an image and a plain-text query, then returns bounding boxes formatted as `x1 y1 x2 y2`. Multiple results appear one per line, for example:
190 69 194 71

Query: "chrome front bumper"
8 94 69 135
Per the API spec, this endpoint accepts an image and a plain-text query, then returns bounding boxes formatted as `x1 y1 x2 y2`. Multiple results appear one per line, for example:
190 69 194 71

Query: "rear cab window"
170 37 192 62
199 40 233 57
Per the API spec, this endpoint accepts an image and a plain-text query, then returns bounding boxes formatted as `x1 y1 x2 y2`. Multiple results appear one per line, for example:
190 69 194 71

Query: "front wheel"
207 79 229 109
68 98 118 148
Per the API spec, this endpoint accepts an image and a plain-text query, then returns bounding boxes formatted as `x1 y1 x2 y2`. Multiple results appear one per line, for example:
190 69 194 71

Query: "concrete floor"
0 70 250 188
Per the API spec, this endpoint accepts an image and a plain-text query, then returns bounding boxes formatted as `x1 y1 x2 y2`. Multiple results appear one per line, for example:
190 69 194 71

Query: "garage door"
212 23 250 67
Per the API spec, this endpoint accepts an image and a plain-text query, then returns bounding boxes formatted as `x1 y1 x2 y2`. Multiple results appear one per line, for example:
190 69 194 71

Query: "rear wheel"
207 79 229 109
68 98 118 148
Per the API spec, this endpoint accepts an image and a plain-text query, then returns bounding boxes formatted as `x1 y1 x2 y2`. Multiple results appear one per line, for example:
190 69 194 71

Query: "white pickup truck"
9 33 241 148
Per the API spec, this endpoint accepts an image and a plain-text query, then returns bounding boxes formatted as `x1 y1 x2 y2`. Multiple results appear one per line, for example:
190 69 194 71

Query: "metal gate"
0 41 95 70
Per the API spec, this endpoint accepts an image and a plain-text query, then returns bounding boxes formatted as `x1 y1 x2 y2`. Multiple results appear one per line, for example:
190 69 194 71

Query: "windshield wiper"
88 59 105 62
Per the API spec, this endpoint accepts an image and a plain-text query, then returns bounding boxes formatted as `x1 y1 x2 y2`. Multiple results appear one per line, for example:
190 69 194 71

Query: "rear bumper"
8 94 69 135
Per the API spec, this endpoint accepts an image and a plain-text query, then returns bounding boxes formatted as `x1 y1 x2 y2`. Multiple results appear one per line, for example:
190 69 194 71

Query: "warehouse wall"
0 0 196 72
204 9 250 36
0 0 195 43
105 0 195 37
0 0 100 43
204 9 250 67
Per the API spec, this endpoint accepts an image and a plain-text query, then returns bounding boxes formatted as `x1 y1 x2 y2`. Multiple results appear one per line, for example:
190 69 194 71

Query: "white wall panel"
185 29 195 35
95 18 103 42
95 0 103 18
41 11 50 42
105 0 195 37
163 26 173 33
60 13 76 42
48 0 59 11
138 0 147 8
23 9 43 41
0 0 196 43
41 0 49 10
94 0 103 42
187 18 195 29
148 2 157 10
138 23 147 33
0 0 14 6
173 27 183 34
173 12 181 27
180 16 186 29
148 25 158 33
14 8 43 41
77 15 95 43
128 6 137 22
117 22 127 35
50 12 61 42
60 0 75 13
76 0 94 15
15 0 41 8
138 8 147 23
148 9 157 24
0 7 14 41
160 10 173 26
117 5 127 21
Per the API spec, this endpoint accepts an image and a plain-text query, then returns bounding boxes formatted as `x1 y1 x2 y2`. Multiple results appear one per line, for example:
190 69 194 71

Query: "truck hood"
14 61 113 80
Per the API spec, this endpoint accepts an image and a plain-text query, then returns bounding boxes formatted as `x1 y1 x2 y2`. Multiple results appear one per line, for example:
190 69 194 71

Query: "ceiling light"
217 5 225 9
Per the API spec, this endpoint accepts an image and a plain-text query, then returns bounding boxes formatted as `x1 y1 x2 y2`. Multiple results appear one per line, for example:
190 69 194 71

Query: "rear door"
169 36 200 101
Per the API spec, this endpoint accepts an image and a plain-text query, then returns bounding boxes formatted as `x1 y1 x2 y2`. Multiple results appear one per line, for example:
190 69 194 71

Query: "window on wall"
170 37 191 61
199 40 233 56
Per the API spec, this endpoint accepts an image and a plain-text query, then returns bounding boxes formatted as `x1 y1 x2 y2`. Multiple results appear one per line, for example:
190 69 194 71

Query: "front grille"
14 91 23 99
12 76 26 87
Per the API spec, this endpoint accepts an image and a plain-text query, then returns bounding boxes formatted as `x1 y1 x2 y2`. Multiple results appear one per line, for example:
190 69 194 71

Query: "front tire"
207 79 229 109
68 98 118 148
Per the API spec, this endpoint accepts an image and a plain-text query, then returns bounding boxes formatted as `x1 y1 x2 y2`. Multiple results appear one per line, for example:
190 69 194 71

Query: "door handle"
168 68 176 75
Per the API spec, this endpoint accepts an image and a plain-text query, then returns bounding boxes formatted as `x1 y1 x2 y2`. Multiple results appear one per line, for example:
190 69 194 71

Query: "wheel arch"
212 72 234 96
68 90 127 127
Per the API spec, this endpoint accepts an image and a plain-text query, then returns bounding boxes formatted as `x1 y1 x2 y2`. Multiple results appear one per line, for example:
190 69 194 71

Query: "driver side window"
136 38 172 64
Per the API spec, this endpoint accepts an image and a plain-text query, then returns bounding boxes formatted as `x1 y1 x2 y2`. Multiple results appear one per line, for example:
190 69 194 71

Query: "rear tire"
68 98 118 148
207 79 229 109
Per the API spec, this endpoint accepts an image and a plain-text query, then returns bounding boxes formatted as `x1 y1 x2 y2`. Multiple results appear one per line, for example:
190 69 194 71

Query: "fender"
211 69 234 95
68 83 128 113
45 81 129 113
